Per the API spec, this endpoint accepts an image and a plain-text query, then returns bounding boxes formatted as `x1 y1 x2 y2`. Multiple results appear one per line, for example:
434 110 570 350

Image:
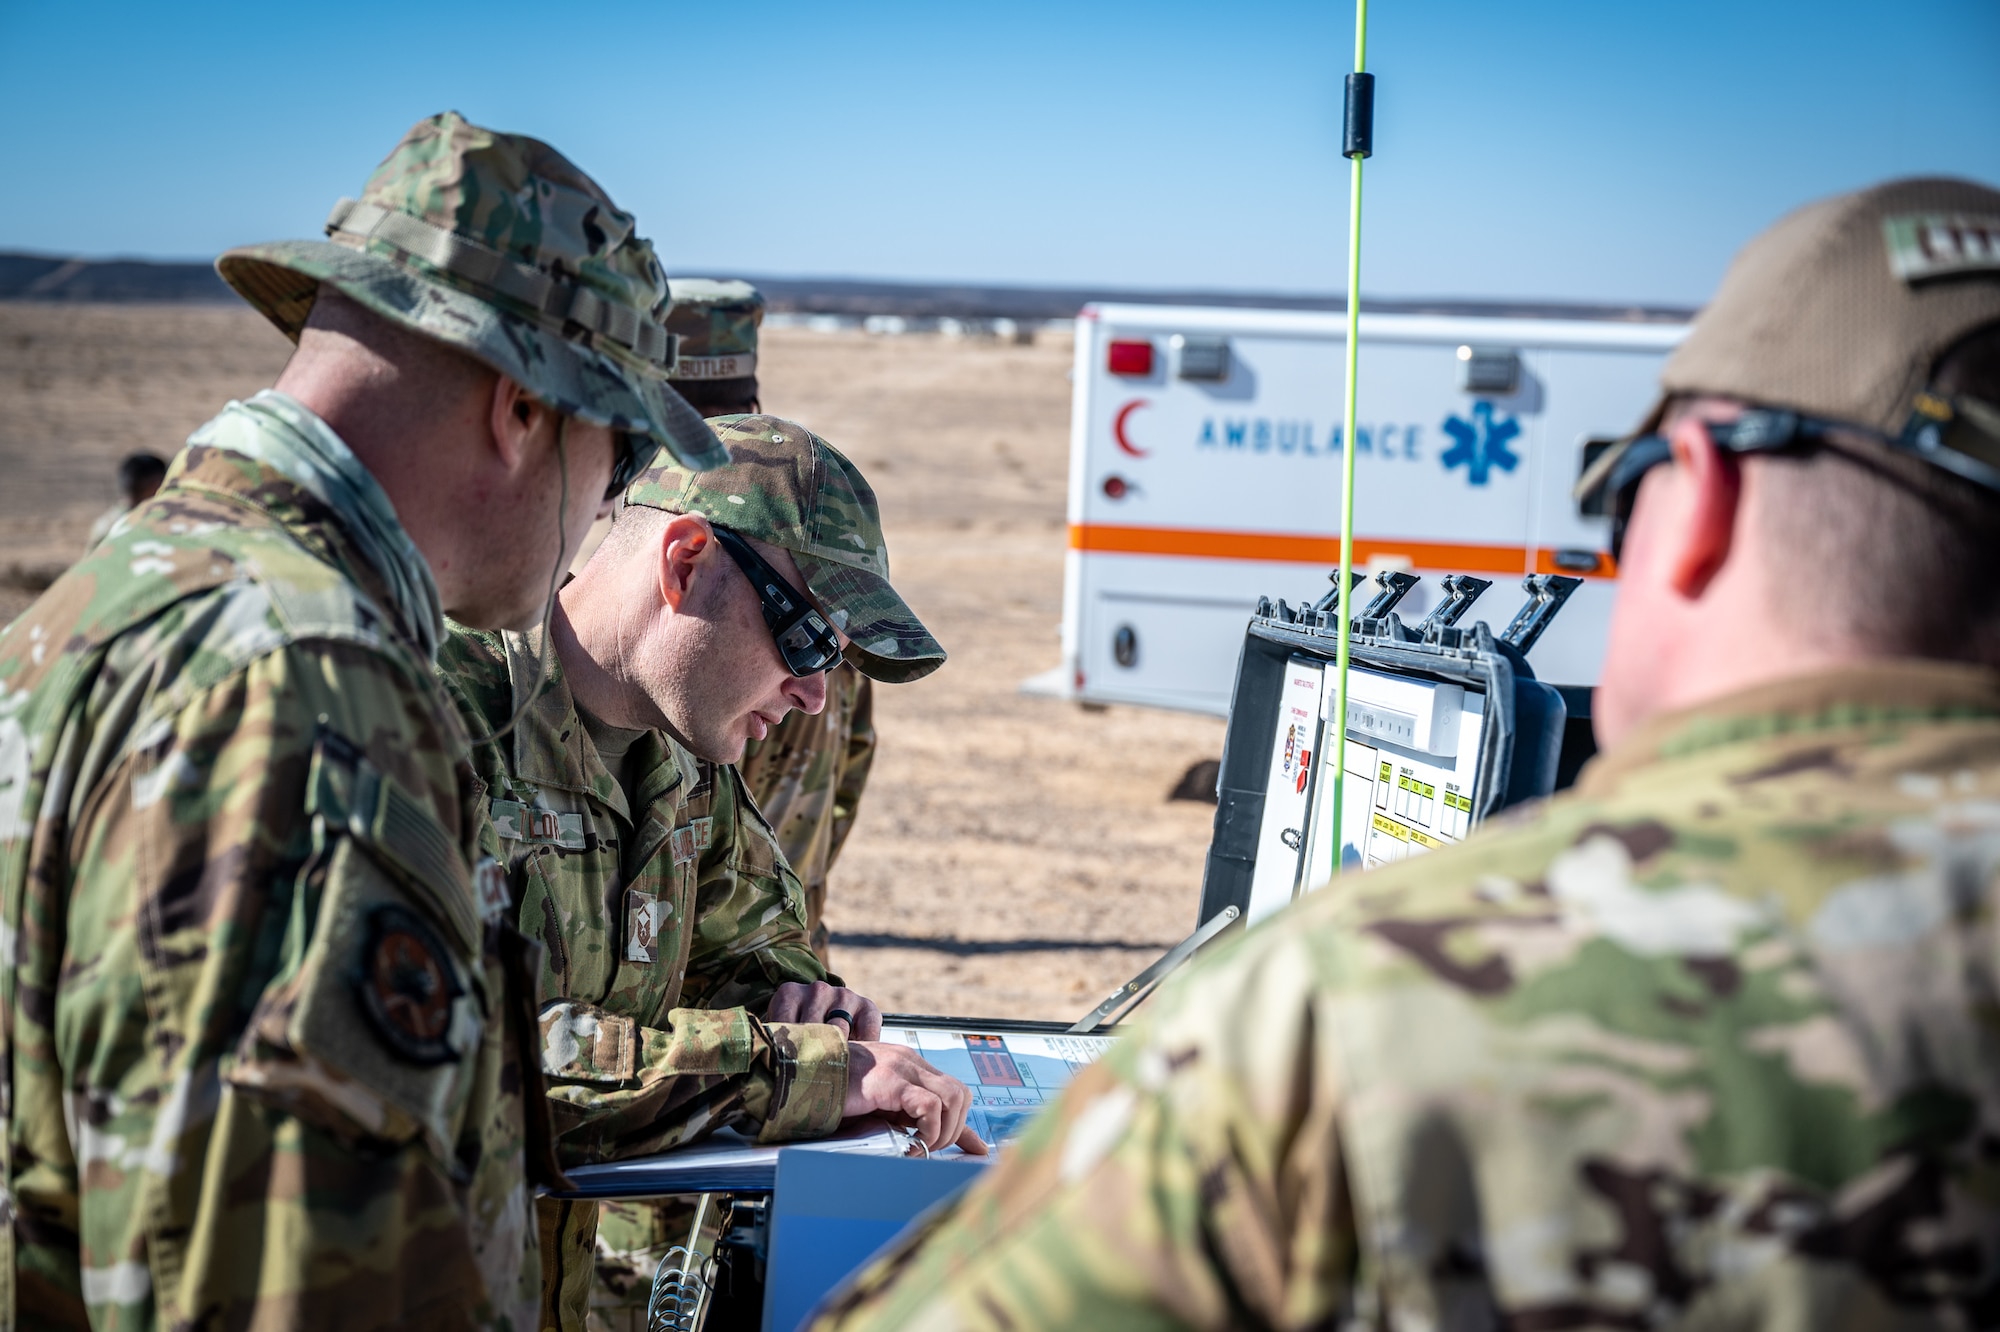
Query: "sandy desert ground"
0 303 1226 1020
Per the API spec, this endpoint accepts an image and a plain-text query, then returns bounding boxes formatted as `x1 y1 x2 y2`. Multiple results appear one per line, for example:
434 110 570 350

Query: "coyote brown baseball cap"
622 415 946 683
1579 176 2000 502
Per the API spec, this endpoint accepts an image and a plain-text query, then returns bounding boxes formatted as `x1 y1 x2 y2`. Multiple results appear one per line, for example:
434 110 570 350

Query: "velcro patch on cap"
1885 213 2000 283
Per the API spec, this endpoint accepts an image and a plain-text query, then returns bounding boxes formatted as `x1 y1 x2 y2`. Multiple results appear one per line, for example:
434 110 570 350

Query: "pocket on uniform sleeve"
229 834 484 1160
540 1000 637 1084
226 732 486 1162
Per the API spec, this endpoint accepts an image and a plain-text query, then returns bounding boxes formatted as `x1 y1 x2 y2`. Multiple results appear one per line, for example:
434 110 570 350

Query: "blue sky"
1 0 1995 306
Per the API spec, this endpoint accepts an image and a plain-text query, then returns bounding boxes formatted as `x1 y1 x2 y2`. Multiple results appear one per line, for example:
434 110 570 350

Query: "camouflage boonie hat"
216 111 727 470
623 415 944 683
667 278 763 383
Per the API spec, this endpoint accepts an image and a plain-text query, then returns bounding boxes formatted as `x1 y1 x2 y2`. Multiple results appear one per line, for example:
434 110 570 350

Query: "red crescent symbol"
1113 399 1150 458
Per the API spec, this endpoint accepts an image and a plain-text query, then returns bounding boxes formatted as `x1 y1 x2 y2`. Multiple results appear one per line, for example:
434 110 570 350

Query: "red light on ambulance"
1107 339 1154 377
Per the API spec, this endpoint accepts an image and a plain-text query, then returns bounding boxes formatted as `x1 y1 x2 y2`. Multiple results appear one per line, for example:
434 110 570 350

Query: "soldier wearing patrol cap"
666 277 766 416
0 111 723 1329
666 277 881 968
435 415 982 1330
814 177 2000 1331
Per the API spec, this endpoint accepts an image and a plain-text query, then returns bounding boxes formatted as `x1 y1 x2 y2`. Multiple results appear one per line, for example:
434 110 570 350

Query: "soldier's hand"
766 980 882 1039
845 1042 990 1157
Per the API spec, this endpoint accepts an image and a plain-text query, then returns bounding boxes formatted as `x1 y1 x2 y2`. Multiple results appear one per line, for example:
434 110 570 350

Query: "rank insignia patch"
626 889 666 964
356 903 465 1066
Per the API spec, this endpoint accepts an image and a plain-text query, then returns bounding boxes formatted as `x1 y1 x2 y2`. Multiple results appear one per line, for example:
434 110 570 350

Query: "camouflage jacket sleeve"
825 672 876 874
810 920 1356 1332
539 1003 847 1161
9 625 497 1329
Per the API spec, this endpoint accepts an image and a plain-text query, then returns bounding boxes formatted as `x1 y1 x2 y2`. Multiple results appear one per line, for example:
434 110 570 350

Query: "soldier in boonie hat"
666 277 765 416
219 110 728 472
625 415 946 683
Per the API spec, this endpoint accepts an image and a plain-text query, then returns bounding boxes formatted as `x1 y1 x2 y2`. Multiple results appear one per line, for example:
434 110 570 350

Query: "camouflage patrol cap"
216 111 728 471
623 415 944 683
1579 176 2000 501
667 278 764 383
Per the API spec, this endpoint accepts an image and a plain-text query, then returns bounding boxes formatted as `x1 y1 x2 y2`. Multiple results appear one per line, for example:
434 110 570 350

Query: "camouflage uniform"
738 663 876 962
82 501 133 554
0 407 512 1328
664 280 879 962
0 112 725 1330
814 175 2000 1330
815 663 2000 1329
560 417 945 1329
438 623 844 1329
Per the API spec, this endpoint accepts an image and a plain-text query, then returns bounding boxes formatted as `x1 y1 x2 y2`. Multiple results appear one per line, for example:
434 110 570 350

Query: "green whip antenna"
1327 0 1374 885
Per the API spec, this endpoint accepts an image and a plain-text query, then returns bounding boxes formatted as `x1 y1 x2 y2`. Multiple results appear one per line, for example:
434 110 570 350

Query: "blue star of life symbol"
1440 401 1522 486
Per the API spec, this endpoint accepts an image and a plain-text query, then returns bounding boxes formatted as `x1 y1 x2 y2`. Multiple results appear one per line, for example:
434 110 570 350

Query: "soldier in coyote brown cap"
438 415 981 1330
815 179 2000 1332
0 112 725 1330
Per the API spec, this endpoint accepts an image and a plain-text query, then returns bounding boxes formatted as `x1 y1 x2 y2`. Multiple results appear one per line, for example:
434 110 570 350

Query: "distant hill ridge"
0 249 1693 324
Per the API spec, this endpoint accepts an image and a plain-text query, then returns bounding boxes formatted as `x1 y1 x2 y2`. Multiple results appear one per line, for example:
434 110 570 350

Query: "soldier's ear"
487 374 555 473
1661 415 1743 601
657 513 715 613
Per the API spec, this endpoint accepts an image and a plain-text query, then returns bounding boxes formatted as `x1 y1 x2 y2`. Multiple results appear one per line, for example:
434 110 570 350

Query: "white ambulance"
1031 302 1689 716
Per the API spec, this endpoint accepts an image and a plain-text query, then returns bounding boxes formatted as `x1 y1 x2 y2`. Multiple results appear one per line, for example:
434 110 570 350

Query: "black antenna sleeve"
1344 72 1375 159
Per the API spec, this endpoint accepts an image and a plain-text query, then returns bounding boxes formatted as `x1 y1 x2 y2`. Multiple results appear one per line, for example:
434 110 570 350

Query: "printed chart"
1302 666 1490 889
878 1027 1116 1145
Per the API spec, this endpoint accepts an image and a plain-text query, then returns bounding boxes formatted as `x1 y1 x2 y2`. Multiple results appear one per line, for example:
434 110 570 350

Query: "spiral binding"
646 1244 715 1332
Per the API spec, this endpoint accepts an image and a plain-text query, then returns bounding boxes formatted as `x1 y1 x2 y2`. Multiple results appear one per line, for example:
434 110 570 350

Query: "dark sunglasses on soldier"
1602 414 1825 565
1597 396 2000 564
711 526 845 676
606 432 662 503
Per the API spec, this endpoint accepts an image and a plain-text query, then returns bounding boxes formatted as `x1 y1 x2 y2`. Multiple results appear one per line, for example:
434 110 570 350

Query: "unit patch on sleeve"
355 903 466 1066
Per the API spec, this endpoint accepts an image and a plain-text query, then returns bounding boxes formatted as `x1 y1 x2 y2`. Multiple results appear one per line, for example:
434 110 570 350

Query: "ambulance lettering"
1194 418 1424 459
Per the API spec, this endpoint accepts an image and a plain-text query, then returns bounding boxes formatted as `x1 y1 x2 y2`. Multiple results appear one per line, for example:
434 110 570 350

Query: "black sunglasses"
711 526 844 676
1600 396 2000 564
606 431 662 503
1602 410 1860 563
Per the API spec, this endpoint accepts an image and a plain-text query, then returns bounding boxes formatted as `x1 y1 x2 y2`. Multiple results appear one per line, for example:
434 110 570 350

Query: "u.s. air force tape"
669 352 757 381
